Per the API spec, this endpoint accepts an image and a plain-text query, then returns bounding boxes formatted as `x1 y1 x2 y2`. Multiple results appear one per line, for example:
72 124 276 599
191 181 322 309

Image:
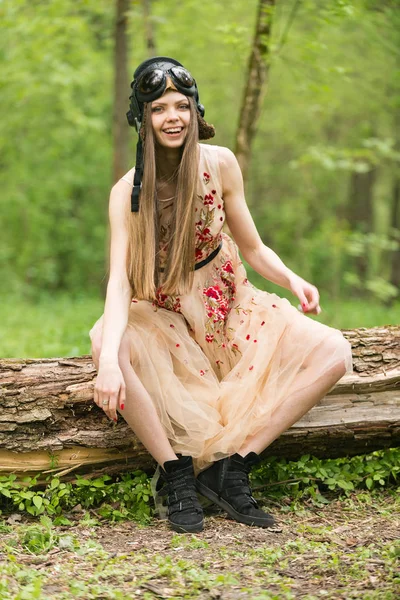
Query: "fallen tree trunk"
0 326 399 477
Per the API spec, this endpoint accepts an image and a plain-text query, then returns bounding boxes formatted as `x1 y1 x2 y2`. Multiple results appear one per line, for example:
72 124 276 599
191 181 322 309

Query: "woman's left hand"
288 273 321 315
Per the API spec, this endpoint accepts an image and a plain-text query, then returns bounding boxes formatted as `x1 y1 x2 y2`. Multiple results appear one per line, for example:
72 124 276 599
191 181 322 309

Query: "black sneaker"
196 452 275 528
158 455 204 533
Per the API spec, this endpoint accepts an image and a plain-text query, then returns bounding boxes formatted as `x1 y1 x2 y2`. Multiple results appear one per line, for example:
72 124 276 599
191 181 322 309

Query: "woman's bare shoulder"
199 143 234 161
119 167 135 187
109 170 134 220
214 145 236 167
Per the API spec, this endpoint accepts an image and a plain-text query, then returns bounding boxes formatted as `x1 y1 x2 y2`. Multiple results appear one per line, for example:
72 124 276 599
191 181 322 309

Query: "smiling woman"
88 56 353 535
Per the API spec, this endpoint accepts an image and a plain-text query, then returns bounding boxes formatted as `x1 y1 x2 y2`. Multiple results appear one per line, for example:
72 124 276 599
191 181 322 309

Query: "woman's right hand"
94 361 126 422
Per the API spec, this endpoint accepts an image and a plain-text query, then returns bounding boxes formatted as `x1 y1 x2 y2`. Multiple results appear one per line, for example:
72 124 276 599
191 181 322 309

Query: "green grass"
1 294 103 359
1 288 398 359
247 268 400 329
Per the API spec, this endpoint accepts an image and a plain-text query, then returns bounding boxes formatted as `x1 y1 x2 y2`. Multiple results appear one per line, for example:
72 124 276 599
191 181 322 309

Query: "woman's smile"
162 126 184 138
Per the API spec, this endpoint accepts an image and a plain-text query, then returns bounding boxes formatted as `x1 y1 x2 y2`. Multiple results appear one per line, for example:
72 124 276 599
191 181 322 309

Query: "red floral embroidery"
200 369 205 376
249 365 254 371
155 288 182 313
221 260 234 274
261 321 265 326
203 172 210 184
176 344 180 348
170 324 175 328
246 334 250 341
254 339 257 343
205 285 223 301
204 194 214 206
212 189 216 194
195 210 215 249
272 304 277 308
218 204 222 209
205 333 214 343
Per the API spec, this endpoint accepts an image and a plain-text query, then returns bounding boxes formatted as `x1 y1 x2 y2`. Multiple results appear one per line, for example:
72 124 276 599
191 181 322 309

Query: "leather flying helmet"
126 57 214 212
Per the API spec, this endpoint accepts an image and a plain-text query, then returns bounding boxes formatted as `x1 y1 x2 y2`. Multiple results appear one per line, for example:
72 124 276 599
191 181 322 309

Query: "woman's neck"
156 145 182 180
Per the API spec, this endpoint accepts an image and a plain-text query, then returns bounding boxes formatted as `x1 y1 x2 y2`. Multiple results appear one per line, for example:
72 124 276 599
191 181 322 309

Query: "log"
0 326 399 477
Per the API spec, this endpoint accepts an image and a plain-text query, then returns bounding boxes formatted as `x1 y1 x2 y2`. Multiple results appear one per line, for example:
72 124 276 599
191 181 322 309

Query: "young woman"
89 57 353 534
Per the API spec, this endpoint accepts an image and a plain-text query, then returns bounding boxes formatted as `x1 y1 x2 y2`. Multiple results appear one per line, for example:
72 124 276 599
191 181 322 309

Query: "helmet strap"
131 138 143 212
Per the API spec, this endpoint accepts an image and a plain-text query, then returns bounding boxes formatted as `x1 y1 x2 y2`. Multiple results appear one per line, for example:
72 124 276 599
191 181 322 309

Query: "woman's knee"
90 329 102 369
322 334 350 376
91 328 132 369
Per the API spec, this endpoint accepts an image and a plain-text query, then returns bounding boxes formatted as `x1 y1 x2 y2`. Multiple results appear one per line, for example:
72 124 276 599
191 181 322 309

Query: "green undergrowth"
251 447 400 507
0 448 398 522
0 470 152 524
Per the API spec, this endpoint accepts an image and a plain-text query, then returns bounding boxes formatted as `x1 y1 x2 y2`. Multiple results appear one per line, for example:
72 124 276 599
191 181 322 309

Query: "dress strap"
121 175 133 186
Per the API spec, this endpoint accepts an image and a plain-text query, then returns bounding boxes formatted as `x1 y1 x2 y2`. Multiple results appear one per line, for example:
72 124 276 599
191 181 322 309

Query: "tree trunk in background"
112 0 130 184
346 167 376 284
234 0 276 183
390 177 400 290
142 0 157 57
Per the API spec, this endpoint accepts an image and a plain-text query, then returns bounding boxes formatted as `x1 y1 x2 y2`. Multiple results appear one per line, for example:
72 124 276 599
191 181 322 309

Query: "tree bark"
234 0 276 183
112 0 130 184
346 167 377 286
390 177 400 290
1 327 399 476
142 0 157 57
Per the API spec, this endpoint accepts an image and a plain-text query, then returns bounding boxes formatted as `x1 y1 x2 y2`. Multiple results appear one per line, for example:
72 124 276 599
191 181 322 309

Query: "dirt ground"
0 490 399 599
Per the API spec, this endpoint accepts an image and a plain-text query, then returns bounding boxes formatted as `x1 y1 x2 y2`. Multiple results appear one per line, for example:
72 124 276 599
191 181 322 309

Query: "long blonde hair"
126 97 200 300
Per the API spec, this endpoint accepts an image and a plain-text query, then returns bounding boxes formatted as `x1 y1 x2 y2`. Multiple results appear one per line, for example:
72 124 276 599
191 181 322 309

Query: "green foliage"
252 448 400 506
0 449 399 526
18 516 55 555
0 0 399 306
0 470 153 524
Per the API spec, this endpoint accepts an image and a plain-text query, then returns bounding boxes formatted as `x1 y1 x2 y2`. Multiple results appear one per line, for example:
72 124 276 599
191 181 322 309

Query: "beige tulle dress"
89 143 353 470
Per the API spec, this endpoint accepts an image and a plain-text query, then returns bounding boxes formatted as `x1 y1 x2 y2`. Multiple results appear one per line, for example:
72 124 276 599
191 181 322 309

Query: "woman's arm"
92 179 133 422
99 179 133 365
218 146 320 313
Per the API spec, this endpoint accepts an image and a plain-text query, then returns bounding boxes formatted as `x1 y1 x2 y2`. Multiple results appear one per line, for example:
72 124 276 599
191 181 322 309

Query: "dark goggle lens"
138 69 164 94
170 66 194 88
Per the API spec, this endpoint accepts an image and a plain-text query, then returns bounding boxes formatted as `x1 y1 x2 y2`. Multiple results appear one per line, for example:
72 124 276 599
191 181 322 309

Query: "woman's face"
151 90 191 148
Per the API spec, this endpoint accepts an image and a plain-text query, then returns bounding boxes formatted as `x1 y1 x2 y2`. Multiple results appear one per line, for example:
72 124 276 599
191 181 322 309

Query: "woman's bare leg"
92 332 177 466
238 336 349 456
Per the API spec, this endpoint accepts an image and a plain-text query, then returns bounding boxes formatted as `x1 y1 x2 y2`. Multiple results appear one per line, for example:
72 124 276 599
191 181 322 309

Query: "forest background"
1 0 399 359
